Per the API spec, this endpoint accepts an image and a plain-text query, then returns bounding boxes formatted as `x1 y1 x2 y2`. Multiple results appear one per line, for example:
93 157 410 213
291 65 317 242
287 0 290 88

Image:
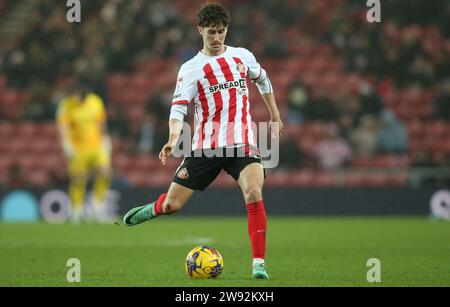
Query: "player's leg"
92 148 112 221
123 182 194 226
68 154 89 223
236 162 269 279
123 155 221 226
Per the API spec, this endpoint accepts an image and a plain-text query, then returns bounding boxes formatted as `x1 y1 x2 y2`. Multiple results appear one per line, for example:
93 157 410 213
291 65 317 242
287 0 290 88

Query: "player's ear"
198 26 203 35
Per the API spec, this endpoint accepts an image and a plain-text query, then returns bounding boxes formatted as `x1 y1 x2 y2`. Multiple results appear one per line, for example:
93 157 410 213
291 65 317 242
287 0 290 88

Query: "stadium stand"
0 0 449 188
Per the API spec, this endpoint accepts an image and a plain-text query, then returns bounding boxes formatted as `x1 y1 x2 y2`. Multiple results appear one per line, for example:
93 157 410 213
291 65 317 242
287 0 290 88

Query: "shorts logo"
177 167 189 179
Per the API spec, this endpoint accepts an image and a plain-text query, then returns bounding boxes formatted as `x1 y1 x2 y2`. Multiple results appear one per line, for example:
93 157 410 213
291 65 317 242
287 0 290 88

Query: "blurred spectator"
73 43 108 100
2 48 28 88
145 90 169 123
357 85 383 119
227 3 253 46
5 164 30 189
137 114 166 154
350 114 379 157
315 124 351 170
305 88 338 122
412 147 435 167
407 54 436 88
26 42 56 87
111 171 131 190
138 114 158 153
108 104 129 139
48 169 68 188
277 132 303 170
262 22 287 58
286 81 310 124
376 110 409 154
106 33 133 73
22 83 55 121
434 79 450 121
336 88 360 137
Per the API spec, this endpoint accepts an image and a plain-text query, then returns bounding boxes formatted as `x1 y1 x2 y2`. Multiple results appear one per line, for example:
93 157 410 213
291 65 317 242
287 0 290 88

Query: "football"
185 246 224 279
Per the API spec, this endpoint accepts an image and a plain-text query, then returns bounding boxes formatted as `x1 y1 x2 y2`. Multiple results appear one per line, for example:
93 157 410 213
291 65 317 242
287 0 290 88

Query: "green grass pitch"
0 216 449 286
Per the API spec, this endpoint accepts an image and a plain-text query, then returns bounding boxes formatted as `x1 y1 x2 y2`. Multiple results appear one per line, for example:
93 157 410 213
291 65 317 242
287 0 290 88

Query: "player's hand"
159 143 174 165
270 117 284 138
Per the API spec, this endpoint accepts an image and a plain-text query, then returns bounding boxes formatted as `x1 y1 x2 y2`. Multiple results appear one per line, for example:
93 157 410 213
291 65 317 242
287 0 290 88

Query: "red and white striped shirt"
170 46 267 151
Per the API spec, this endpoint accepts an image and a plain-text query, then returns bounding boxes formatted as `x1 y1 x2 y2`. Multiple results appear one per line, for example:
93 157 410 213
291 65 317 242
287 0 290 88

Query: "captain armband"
169 104 187 122
253 70 273 94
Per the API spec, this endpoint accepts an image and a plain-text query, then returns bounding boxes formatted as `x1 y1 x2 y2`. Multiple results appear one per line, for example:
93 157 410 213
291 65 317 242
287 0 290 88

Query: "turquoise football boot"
123 202 156 226
252 263 270 279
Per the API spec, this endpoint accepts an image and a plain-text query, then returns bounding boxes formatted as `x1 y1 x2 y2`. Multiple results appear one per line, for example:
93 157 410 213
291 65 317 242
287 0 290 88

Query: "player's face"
69 90 85 103
198 25 228 55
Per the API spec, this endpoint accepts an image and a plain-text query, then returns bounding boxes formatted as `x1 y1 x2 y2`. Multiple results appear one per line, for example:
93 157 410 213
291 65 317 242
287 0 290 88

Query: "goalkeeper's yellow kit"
57 93 111 213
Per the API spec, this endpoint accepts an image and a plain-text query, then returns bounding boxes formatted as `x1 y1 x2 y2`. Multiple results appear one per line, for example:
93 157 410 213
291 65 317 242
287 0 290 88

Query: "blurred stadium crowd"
0 0 449 189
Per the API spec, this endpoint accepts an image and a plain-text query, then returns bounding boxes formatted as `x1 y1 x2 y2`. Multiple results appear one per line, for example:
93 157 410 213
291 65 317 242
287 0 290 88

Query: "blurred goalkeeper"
57 81 112 223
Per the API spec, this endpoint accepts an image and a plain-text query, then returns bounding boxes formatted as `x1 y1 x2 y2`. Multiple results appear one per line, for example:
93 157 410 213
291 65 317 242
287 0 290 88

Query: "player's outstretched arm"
57 124 75 158
261 92 284 138
56 103 75 158
98 121 111 153
159 119 183 165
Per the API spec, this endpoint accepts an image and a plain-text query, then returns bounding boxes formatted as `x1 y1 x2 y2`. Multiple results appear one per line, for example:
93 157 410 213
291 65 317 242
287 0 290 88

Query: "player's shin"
69 177 87 221
152 193 168 216
93 173 110 211
246 200 267 262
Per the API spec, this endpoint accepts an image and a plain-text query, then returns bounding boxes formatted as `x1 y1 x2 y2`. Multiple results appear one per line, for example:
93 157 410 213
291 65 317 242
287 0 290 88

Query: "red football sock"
153 193 167 216
246 200 267 259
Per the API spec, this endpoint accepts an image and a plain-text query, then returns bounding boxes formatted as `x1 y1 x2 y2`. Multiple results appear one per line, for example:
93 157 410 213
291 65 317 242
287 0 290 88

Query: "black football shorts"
172 147 265 191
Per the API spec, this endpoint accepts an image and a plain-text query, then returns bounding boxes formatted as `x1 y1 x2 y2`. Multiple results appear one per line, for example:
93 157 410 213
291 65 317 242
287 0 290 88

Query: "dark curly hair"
197 3 231 28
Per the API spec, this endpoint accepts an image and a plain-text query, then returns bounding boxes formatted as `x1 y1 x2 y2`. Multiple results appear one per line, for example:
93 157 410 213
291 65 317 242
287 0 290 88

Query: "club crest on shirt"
236 63 245 74
177 167 189 179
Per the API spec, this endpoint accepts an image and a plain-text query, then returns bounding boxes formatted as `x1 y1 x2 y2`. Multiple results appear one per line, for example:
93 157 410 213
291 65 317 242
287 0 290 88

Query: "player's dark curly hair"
197 3 231 28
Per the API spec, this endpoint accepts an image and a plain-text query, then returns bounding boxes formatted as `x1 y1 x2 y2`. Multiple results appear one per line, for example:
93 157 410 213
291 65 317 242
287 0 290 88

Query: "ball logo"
186 252 201 277
185 246 224 279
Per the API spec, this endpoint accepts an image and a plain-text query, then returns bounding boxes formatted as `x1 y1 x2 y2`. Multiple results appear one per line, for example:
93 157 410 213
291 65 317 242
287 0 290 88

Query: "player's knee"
244 186 262 203
70 174 87 184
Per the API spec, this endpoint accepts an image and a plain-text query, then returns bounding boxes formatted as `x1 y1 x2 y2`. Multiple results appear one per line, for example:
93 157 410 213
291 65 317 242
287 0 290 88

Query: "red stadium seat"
27 171 49 187
0 75 6 89
128 155 156 173
314 172 334 187
0 156 11 174
264 170 290 187
289 169 316 187
107 74 129 89
0 121 14 139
